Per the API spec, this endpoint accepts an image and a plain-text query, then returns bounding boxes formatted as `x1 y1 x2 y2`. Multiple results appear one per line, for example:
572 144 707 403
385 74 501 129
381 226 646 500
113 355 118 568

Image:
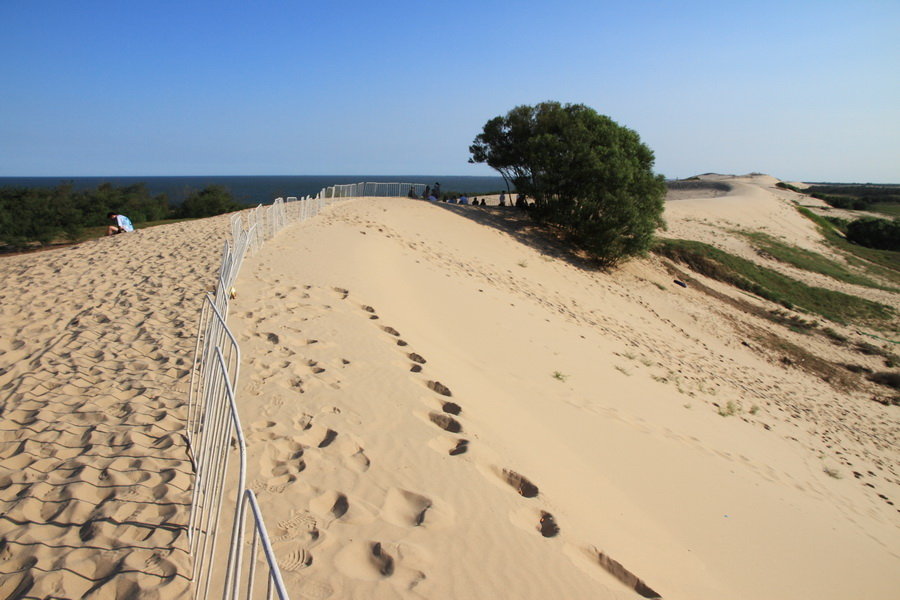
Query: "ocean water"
0 175 510 205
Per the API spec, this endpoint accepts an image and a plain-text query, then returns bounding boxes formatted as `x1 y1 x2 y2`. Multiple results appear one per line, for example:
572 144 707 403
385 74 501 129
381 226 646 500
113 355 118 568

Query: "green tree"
846 217 900 251
177 185 243 218
469 101 666 266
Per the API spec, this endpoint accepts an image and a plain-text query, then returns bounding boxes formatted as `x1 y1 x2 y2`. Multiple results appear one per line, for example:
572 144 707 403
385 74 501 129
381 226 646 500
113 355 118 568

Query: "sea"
0 175 511 205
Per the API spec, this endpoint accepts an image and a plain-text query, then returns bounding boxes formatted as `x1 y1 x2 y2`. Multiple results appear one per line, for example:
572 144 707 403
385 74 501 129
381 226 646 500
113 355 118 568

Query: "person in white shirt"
107 212 134 235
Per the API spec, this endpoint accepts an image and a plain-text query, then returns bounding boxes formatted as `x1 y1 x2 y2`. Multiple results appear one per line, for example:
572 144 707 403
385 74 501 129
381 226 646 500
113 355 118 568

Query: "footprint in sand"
278 547 313 572
496 468 539 498
567 545 662 599
334 541 395 580
427 381 452 397
511 507 560 538
441 401 461 415
382 488 454 529
428 436 470 456
309 490 350 520
428 412 462 434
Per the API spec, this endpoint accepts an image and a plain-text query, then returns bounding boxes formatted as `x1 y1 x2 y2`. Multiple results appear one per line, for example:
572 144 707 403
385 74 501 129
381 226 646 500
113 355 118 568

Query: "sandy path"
0 216 229 598
231 196 899 599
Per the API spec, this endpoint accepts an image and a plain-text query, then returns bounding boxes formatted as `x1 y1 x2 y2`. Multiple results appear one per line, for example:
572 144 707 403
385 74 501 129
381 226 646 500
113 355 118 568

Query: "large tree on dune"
469 101 666 267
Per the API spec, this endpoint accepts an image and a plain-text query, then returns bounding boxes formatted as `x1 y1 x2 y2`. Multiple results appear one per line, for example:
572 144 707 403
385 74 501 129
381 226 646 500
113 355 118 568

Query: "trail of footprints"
245 284 661 597
357 292 662 597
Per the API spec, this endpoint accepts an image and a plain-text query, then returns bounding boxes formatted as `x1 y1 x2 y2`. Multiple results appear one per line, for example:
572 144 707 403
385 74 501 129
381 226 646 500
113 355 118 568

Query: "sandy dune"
1 176 897 599
229 182 899 599
0 215 232 598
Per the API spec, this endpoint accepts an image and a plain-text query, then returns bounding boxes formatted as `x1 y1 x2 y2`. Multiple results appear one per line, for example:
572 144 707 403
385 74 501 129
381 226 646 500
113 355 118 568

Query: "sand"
0 215 232 598
1 175 898 599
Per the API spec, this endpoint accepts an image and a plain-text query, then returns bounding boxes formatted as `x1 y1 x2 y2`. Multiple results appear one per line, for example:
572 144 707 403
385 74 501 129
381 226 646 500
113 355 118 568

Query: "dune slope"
231 188 899 600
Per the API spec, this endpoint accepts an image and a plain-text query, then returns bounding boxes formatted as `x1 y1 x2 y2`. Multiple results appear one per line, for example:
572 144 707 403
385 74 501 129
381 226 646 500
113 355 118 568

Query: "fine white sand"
0 215 232 598
228 178 899 599
1 175 897 599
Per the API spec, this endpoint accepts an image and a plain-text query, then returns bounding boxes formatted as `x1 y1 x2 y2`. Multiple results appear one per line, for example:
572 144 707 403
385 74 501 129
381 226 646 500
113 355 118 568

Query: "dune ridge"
228 178 899 599
1 174 897 599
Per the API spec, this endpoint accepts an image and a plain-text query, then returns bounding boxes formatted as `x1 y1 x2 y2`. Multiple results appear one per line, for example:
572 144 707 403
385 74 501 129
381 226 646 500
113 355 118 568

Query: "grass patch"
796 207 900 283
753 329 855 389
867 203 900 218
716 400 740 416
822 327 849 345
868 372 900 390
653 238 894 326
740 230 896 291
823 466 842 479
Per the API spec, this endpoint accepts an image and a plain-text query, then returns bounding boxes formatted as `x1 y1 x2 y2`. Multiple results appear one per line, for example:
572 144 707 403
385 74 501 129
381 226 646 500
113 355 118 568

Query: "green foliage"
796 207 900 281
845 217 900 251
469 101 666 267
823 216 850 232
811 193 869 210
653 238 894 325
0 182 245 250
806 183 900 206
868 203 900 218
176 185 243 219
740 230 896 291
775 181 803 193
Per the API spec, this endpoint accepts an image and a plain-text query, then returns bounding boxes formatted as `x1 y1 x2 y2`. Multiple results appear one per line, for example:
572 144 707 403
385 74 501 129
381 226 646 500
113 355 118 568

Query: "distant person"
107 212 134 235
459 194 469 205
515 194 527 209
407 187 419 199
433 182 441 197
499 191 506 206
480 198 486 206
472 196 478 205
424 185 431 199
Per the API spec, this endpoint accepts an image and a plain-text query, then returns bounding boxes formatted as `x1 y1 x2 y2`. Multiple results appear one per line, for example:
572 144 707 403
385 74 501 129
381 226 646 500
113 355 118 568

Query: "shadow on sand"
427 200 607 272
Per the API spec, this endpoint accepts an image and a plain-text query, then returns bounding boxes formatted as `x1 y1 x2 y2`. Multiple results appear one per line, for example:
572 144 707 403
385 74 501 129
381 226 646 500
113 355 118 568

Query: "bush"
175 185 243 219
846 217 900 251
0 181 248 249
469 101 666 267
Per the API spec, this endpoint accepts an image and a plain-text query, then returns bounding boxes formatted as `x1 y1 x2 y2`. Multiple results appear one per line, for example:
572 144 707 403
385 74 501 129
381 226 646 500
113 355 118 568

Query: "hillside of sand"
228 176 899 599
1 175 897 599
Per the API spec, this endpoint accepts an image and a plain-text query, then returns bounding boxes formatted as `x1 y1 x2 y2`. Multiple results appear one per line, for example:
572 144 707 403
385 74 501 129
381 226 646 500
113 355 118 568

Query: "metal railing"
322 181 427 198
187 183 422 598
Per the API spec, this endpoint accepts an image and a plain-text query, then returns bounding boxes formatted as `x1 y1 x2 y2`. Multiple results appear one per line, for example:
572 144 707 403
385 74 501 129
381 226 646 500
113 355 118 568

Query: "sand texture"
0 215 232 598
228 178 899 599
1 175 898 599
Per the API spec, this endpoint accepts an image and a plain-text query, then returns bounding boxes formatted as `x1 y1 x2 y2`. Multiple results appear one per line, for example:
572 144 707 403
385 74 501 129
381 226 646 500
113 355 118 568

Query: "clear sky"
1 1 897 182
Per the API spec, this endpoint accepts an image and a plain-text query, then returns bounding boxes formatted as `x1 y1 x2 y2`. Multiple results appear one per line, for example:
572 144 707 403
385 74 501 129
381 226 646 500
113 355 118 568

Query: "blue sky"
1 1 897 181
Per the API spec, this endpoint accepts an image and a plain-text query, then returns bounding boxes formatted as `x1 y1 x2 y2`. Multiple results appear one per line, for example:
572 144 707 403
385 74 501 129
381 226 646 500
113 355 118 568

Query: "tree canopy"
469 101 666 266
0 182 245 250
846 217 900 251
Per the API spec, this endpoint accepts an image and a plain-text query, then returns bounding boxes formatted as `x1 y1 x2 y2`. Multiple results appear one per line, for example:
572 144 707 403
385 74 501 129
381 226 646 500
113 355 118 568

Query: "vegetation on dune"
0 182 245 251
846 218 900 252
795 207 900 280
778 182 900 255
469 101 666 267
653 238 894 326
739 230 898 291
778 181 900 211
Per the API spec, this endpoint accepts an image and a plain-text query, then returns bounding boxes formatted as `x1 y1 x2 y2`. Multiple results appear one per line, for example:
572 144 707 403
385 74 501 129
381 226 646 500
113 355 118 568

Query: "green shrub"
653 238 894 325
846 217 900 251
470 101 666 267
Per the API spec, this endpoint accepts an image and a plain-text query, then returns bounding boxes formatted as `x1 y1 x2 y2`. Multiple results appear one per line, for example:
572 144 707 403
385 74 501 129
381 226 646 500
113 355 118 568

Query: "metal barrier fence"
187 184 421 598
323 181 427 198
